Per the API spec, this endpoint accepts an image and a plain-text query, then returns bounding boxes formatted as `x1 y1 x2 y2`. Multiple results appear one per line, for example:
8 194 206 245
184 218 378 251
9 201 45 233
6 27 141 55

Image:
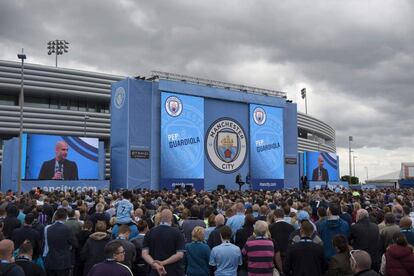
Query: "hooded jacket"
385 244 414 276
81 231 112 276
318 216 349 259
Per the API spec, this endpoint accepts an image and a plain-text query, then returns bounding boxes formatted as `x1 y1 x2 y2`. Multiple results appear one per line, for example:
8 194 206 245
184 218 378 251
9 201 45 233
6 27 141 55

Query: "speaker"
185 185 193 192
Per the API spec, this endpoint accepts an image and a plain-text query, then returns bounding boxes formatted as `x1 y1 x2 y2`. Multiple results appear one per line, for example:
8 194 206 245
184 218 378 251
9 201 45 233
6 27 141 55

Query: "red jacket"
385 244 414 276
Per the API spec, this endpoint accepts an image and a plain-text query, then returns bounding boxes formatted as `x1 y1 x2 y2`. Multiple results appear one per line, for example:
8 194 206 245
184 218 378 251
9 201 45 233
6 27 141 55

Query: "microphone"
58 160 64 180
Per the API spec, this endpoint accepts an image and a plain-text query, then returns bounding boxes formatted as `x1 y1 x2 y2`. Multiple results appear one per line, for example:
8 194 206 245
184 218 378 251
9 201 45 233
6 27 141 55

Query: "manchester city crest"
114 87 126 109
253 107 266 125
165 96 183 117
206 118 247 173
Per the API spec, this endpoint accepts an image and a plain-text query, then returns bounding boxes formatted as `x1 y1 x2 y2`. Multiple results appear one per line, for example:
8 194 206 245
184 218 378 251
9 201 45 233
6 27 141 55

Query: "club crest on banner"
165 96 183 117
253 107 266 125
206 118 247 173
114 87 126 109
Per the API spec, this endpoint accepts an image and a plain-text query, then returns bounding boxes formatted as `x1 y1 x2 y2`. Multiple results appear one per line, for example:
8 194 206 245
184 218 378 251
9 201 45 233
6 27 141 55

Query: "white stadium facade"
0 60 336 179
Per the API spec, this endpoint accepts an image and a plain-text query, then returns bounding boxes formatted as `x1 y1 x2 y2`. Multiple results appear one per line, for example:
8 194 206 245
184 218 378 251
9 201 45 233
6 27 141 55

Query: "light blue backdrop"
250 104 284 189
160 92 204 189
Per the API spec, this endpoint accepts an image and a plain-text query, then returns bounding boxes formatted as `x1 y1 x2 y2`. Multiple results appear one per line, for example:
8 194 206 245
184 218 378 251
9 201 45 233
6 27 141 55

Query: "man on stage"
312 154 329 182
38 141 79 180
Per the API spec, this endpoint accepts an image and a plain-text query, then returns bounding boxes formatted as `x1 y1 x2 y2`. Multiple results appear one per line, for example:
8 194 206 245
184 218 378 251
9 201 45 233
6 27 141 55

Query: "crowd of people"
0 187 413 275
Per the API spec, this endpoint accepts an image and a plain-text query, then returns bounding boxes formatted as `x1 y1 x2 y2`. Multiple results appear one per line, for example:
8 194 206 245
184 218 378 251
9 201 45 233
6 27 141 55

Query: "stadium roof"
367 170 400 182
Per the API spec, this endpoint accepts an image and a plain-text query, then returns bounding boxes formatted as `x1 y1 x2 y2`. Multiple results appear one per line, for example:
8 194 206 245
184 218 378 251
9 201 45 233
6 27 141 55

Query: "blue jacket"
318 217 349 259
185 241 211 276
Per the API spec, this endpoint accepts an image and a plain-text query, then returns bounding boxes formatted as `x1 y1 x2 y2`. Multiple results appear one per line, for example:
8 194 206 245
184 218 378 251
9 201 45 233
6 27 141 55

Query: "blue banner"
161 92 204 190
249 104 284 190
306 152 339 182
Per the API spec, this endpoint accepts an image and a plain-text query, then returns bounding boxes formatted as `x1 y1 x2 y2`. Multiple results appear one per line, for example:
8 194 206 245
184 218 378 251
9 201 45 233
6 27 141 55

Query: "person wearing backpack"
130 220 149 275
0 239 24 276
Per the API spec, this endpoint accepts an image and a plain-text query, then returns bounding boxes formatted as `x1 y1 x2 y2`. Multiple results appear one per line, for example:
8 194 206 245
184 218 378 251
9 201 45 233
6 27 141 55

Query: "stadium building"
0 60 336 180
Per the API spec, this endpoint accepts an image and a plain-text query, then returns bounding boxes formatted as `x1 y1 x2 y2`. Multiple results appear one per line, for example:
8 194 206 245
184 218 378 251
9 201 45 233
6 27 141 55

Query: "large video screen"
305 151 339 182
23 134 99 180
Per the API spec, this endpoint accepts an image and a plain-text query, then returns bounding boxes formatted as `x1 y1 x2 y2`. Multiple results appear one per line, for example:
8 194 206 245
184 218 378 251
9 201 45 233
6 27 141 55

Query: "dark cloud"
1 0 414 177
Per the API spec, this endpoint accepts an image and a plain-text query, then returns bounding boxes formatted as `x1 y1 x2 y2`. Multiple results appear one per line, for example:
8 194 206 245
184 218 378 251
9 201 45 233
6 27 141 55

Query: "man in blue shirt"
209 225 242 276
115 191 134 224
226 203 245 240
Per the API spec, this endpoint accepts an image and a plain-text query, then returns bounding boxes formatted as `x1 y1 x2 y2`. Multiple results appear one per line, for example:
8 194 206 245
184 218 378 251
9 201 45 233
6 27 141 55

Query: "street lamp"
47 40 69 67
84 114 90 137
17 48 26 195
348 136 353 184
353 156 358 178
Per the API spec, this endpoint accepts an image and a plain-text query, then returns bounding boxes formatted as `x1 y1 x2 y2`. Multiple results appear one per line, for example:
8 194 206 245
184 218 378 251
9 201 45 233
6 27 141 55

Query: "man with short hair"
318 203 349 259
288 211 323 246
256 205 269 221
65 209 81 236
209 225 242 275
15 241 46 276
107 225 136 269
0 239 25 276
269 209 295 260
242 221 277 275
182 205 205 243
130 220 150 275
43 208 78 276
3 205 21 239
349 250 379 276
11 213 42 261
349 209 381 271
400 216 414 246
284 221 326 276
38 141 78 180
87 241 133 276
312 154 329 181
142 209 185 276
226 203 245 240
207 214 226 249
380 212 400 253
89 202 110 231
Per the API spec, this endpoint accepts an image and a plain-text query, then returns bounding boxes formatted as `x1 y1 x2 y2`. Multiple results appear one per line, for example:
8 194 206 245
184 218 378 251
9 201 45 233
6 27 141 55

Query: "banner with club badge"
160 92 204 190
249 104 284 190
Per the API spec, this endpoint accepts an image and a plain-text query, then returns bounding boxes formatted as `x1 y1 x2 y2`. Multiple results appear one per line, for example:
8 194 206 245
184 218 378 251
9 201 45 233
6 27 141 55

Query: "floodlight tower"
47 40 69 67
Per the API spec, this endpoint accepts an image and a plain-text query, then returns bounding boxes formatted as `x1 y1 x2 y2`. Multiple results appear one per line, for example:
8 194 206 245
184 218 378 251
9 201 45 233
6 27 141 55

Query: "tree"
341 175 359 184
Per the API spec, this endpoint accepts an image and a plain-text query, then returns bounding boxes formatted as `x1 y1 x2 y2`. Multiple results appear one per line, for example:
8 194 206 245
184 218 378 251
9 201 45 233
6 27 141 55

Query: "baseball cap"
297 210 310 221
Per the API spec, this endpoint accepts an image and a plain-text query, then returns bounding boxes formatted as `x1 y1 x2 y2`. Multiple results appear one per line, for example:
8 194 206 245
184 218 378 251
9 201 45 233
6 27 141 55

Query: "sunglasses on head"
349 249 361 265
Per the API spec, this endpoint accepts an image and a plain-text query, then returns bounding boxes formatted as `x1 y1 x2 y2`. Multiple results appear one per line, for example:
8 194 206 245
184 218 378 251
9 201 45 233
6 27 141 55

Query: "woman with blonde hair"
184 226 211 276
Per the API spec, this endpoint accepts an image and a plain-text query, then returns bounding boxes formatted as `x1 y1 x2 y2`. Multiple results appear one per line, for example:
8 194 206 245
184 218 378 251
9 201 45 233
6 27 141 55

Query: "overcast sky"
1 0 413 181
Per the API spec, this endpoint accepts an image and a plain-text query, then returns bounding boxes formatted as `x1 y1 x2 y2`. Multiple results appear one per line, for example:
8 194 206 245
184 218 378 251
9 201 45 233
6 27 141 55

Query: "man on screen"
312 154 329 182
38 141 79 180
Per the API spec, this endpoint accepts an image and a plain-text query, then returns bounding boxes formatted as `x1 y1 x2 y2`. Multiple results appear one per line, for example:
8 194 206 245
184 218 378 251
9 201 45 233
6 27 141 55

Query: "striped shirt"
242 237 275 276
